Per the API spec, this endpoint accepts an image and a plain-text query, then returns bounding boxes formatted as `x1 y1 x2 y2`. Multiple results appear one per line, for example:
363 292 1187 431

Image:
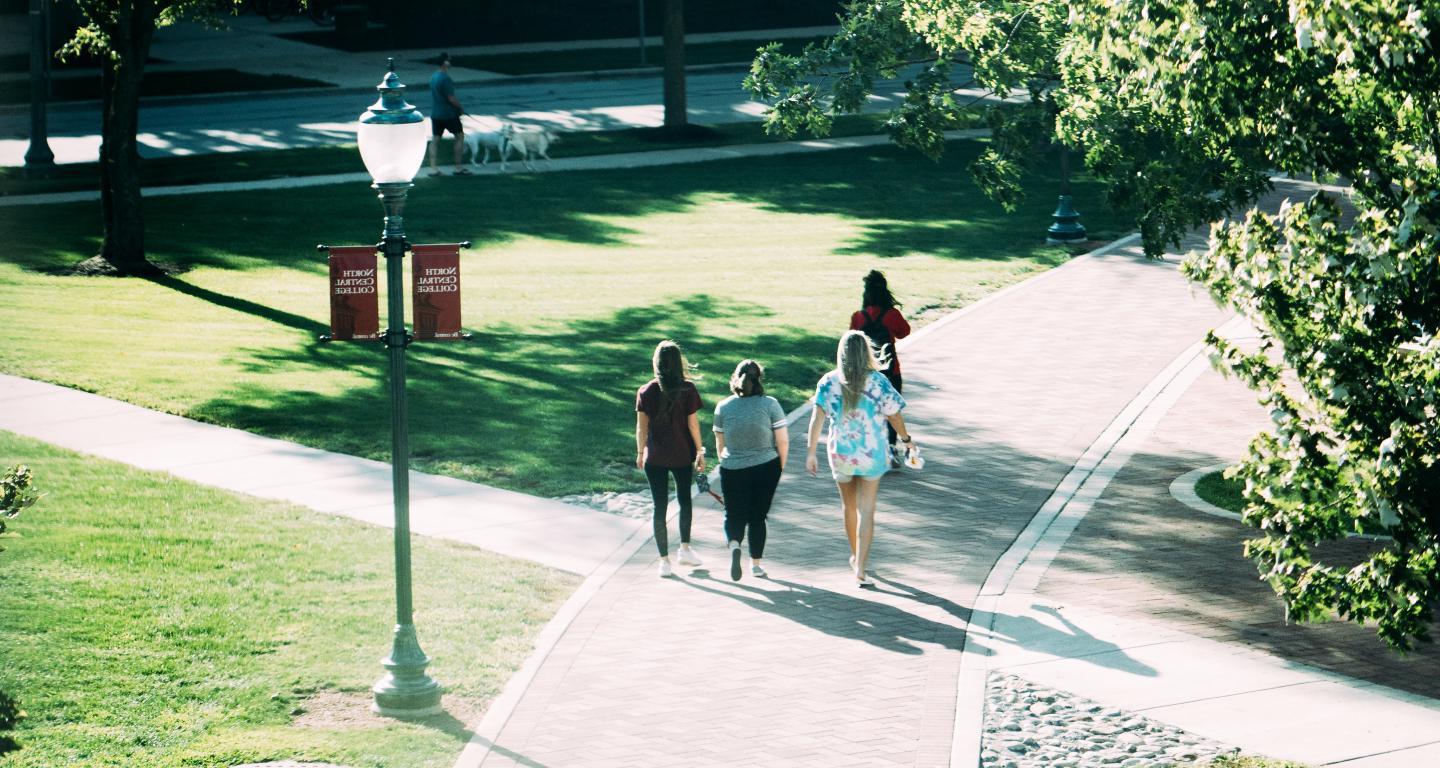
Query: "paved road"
0 70 917 167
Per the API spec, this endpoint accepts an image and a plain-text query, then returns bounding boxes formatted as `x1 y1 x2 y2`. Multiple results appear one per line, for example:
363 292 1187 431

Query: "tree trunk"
97 0 157 275
661 0 686 130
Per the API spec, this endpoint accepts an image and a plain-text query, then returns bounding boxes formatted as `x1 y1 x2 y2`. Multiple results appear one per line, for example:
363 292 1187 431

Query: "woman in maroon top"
849 270 911 461
636 340 707 577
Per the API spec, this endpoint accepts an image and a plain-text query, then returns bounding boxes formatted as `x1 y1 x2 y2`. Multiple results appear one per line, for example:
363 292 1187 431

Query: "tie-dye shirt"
813 370 905 478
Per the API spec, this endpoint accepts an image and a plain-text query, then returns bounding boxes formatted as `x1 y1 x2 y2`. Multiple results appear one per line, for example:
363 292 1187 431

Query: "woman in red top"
849 270 911 461
636 340 707 577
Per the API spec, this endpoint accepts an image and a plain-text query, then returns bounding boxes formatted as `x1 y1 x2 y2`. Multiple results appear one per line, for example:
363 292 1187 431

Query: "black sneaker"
730 546 743 581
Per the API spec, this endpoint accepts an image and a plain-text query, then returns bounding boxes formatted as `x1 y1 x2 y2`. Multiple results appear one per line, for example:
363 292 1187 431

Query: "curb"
1168 463 1241 521
448 396 815 768
948 277 1243 768
0 130 992 208
1169 463 1395 542
449 513 654 768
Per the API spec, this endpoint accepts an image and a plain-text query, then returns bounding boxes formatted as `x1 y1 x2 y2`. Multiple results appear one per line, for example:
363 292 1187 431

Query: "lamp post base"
372 623 442 717
371 685 443 718
22 161 56 180
1046 194 1087 244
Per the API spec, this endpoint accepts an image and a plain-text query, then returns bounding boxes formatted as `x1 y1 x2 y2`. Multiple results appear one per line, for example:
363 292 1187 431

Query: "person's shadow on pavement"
678 572 983 656
875 576 1156 677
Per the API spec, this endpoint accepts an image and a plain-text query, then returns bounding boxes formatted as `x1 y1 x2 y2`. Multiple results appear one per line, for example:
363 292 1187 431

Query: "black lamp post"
1046 144 1087 245
356 60 443 717
637 0 648 65
23 0 55 178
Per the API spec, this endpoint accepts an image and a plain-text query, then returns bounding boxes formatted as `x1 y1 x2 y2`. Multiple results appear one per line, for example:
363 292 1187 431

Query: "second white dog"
461 119 514 170
507 127 559 170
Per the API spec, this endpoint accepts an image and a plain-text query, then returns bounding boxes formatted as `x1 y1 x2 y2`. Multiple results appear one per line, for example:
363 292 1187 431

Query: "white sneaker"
658 558 673 577
730 544 743 581
677 546 703 567
751 563 767 578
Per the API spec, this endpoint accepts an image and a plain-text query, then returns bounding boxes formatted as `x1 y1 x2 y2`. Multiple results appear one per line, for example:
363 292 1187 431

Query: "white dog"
461 118 514 170
507 126 559 170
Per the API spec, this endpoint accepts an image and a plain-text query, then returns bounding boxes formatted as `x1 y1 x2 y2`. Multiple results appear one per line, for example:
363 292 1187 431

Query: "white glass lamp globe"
357 62 429 184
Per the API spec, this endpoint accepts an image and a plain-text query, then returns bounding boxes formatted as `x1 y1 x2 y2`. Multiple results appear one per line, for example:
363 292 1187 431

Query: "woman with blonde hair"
805 331 916 586
713 359 788 581
636 340 706 576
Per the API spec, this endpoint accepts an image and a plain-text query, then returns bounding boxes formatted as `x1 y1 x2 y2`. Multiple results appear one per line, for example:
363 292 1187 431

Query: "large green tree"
60 0 234 275
747 0 1439 647
661 0 687 130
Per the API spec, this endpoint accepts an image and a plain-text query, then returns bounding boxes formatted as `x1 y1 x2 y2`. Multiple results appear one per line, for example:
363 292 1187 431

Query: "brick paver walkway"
471 241 1232 768
1039 361 1440 700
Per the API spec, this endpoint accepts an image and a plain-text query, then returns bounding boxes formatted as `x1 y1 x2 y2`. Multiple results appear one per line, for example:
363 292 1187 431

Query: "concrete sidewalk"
0 14 835 93
0 130 986 208
1009 332 1440 766
962 318 1440 767
0 14 873 167
0 372 643 577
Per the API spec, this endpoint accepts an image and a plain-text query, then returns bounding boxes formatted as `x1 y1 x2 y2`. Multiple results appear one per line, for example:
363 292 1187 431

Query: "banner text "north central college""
415 266 459 293
334 268 377 294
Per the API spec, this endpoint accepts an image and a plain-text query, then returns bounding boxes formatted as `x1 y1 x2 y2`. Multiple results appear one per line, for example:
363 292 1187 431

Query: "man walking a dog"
427 53 469 176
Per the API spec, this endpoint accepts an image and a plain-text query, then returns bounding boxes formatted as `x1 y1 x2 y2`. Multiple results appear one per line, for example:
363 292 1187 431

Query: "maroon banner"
412 244 463 341
327 246 379 341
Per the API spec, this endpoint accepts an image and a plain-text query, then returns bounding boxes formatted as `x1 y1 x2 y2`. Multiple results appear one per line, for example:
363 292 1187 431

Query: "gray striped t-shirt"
713 394 787 469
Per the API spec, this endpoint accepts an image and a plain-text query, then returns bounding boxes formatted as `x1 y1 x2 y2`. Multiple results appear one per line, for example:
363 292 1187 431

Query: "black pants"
883 369 903 446
720 458 782 558
644 463 693 557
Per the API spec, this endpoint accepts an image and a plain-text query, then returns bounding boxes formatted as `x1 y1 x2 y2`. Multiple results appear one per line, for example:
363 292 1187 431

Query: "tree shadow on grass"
144 273 328 336
194 294 838 497
6 140 1128 273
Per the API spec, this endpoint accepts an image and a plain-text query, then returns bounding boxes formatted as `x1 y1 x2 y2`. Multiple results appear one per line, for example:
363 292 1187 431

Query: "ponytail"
729 359 765 397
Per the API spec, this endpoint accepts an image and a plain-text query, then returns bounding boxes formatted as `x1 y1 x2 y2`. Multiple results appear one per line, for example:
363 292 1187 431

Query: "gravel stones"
553 490 653 517
983 673 1234 767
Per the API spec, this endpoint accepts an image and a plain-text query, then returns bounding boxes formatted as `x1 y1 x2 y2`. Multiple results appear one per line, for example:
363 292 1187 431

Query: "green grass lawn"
0 139 1128 497
1195 470 1245 513
0 430 578 768
0 113 914 198
0 69 334 106
1193 468 1390 536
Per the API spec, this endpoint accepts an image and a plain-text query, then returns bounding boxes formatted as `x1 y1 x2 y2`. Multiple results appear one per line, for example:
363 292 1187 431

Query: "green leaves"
1 464 42 524
748 0 1440 647
1191 186 1440 648
745 0 1067 187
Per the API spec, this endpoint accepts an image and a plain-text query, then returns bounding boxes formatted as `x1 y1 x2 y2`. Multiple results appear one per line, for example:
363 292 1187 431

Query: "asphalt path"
0 70 920 167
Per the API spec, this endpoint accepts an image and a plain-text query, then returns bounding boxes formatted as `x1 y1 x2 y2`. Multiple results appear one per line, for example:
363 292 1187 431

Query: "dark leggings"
720 458 782 558
644 463 694 557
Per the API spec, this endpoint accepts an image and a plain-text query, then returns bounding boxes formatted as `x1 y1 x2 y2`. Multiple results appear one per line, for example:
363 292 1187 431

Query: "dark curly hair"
861 270 901 311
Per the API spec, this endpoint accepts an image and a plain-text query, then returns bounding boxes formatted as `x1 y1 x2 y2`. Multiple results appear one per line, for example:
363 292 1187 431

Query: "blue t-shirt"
430 70 458 120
